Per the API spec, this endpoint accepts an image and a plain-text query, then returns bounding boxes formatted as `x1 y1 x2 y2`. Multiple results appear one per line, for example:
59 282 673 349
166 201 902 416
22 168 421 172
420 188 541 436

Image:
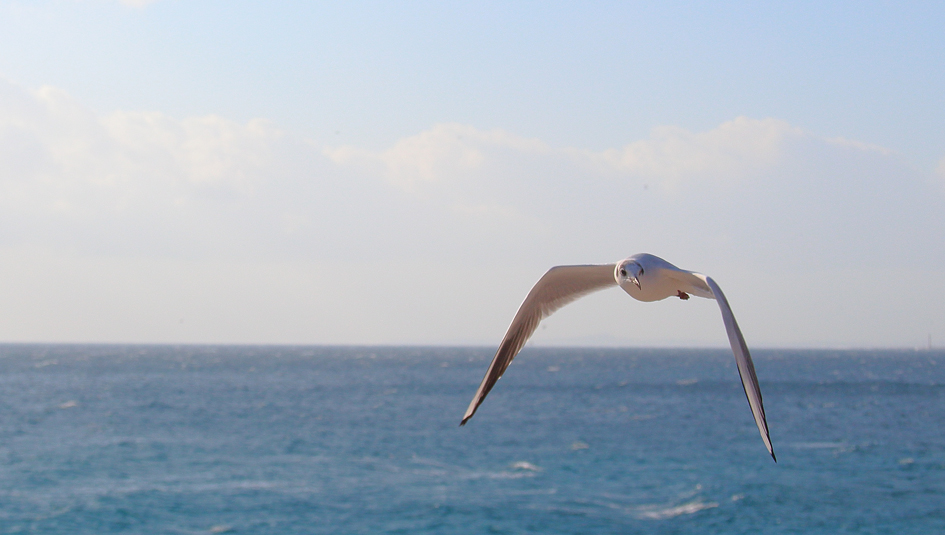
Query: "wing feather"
460 264 618 425
695 274 776 461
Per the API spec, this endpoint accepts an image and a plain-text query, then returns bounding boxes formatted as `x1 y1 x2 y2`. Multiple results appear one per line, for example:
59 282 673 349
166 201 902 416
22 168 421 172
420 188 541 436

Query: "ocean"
0 344 943 534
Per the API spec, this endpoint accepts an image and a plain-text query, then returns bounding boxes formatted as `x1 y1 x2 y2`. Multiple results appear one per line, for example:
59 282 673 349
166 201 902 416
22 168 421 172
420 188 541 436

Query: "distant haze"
0 2 942 348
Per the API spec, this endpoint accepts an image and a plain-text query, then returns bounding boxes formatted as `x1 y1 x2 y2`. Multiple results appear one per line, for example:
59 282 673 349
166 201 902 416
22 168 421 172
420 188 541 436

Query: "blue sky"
4 2 943 162
0 1 943 347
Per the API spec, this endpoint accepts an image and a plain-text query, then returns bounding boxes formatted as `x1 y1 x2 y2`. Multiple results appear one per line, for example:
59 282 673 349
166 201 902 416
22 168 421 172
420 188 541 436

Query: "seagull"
460 253 775 462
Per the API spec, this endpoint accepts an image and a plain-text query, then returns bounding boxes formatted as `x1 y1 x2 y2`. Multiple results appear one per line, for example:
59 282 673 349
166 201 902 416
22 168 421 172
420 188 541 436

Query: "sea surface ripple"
0 345 943 534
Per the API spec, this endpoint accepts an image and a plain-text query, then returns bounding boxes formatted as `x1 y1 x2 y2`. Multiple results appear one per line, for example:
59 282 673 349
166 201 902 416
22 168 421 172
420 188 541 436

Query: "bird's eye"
640 268 644 275
620 269 627 276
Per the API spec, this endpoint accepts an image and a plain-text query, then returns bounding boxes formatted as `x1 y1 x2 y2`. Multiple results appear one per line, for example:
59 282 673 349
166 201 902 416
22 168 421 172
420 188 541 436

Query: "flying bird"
460 253 775 461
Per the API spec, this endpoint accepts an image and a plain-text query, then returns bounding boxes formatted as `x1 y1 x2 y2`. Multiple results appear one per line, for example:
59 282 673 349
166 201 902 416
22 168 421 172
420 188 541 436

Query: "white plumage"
461 253 775 462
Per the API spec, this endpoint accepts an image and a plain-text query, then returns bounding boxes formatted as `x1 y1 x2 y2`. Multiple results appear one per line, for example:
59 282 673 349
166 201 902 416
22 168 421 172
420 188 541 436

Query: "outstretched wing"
692 273 776 461
460 264 618 425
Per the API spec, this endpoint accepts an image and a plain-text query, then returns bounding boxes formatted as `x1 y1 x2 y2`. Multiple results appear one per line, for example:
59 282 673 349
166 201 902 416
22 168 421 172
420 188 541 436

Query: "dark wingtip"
771 451 777 463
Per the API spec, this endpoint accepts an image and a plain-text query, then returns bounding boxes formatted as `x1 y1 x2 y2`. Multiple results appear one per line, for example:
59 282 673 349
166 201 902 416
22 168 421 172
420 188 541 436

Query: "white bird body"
461 253 776 462
617 253 713 302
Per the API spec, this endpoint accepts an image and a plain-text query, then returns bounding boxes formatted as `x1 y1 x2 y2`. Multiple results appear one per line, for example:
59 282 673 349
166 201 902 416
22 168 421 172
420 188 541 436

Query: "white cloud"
325 123 547 192
0 79 309 258
327 117 944 268
102 112 281 188
3 78 941 271
327 117 813 202
329 117 800 196
1 78 943 346
588 117 799 190
1 82 281 205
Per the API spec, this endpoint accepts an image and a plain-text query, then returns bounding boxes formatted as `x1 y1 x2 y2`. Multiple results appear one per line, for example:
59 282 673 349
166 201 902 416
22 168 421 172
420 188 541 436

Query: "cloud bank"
1 78 943 346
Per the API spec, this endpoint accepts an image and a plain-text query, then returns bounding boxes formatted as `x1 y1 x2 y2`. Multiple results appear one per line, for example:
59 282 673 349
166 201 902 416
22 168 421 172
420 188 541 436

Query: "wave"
633 499 719 520
509 461 541 471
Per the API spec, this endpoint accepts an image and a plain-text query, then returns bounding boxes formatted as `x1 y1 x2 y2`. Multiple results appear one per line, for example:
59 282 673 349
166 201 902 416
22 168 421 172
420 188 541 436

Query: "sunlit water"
1 345 943 534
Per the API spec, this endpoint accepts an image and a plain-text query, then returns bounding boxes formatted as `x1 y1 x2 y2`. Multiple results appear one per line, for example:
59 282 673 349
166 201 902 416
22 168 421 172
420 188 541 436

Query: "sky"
0 1 943 348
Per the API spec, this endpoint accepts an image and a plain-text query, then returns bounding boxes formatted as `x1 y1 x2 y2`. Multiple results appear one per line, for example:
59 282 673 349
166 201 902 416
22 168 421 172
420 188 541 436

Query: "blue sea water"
0 345 943 534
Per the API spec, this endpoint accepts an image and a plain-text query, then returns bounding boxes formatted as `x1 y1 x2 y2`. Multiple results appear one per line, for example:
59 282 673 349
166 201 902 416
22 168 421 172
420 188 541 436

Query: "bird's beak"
630 277 641 290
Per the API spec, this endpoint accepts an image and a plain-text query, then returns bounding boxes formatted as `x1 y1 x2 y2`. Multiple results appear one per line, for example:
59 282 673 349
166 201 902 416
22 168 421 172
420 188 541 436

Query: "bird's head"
616 260 644 290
